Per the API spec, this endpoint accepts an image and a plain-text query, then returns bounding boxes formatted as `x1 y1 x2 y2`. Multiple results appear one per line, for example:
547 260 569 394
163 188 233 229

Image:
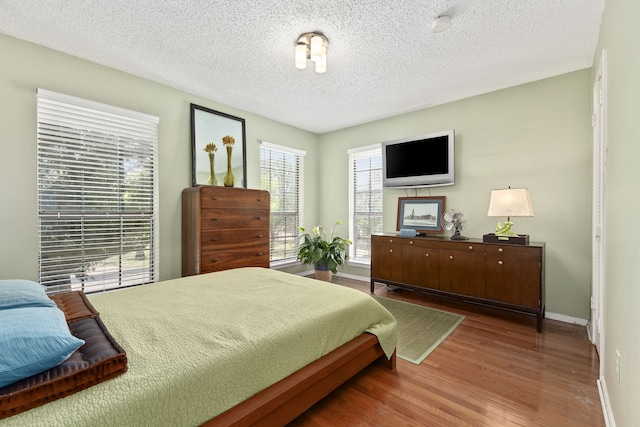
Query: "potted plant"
297 221 352 282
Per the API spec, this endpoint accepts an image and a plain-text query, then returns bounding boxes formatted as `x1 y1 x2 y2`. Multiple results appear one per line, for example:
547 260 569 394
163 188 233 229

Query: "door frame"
591 49 607 361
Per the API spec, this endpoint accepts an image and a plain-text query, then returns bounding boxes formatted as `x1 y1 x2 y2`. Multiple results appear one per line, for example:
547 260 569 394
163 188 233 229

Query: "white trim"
335 272 370 282
347 143 381 155
546 311 588 326
283 270 594 328
259 140 306 156
280 268 370 284
591 48 607 362
37 88 159 124
598 377 616 427
347 259 371 268
270 259 300 269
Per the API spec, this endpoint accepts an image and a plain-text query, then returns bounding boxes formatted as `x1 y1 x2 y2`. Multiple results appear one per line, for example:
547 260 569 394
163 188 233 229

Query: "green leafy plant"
297 221 352 274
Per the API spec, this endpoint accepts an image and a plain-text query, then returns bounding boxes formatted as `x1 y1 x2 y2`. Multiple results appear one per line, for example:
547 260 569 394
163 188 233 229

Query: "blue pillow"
0 279 56 310
0 306 85 388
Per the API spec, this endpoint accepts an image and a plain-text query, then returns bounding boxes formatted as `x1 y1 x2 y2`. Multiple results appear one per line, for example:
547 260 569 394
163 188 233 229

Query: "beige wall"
319 70 593 320
0 33 319 282
1 31 595 321
593 0 640 425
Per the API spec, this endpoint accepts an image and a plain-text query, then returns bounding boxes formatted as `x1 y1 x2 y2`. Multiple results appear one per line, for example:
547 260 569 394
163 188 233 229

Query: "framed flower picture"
190 103 247 187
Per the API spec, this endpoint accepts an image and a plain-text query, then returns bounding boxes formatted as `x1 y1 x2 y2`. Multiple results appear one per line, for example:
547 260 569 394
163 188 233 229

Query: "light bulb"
295 42 307 69
310 35 323 62
315 55 327 73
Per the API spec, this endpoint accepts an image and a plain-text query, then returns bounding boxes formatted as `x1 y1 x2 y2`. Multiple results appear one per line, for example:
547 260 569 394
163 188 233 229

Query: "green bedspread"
4 268 396 426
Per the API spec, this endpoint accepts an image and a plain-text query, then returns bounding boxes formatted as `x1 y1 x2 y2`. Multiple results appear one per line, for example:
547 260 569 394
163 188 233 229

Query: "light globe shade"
310 35 323 62
295 43 307 69
315 55 327 73
487 188 533 218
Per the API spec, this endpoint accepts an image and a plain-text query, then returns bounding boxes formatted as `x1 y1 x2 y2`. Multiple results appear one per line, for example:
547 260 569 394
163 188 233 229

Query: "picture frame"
190 103 247 187
396 196 446 234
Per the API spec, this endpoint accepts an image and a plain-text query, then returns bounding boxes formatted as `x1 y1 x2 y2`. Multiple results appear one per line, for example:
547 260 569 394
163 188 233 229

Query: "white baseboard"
335 272 370 282
294 270 371 283
299 271 591 328
545 311 589 326
598 377 616 427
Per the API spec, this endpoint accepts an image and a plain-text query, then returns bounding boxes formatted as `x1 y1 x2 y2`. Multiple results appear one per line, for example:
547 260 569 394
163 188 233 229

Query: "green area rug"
372 295 464 365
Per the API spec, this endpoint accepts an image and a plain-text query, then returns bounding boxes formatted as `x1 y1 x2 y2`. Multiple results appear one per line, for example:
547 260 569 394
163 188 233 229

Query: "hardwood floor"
290 276 604 426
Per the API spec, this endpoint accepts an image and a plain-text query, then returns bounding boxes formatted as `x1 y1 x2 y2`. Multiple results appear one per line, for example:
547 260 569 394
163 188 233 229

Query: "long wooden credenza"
371 234 545 331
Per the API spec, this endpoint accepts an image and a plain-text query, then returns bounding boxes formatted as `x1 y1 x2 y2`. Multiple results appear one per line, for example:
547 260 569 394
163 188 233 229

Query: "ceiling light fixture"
295 32 328 73
431 15 452 33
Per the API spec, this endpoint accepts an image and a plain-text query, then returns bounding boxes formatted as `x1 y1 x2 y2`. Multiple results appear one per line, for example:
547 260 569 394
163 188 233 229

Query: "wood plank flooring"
289 277 604 426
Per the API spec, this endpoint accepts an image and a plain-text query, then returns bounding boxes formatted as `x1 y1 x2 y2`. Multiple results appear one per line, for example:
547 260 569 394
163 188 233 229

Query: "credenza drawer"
484 243 541 258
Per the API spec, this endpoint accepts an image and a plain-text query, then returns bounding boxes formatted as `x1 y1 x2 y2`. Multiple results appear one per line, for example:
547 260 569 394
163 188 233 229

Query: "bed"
2 267 397 426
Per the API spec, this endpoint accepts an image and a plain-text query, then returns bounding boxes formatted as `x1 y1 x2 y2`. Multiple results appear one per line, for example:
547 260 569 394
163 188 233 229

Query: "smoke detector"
431 16 451 33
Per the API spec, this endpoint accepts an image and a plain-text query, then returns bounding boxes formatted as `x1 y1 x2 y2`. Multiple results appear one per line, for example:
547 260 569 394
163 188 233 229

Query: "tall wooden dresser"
182 186 270 276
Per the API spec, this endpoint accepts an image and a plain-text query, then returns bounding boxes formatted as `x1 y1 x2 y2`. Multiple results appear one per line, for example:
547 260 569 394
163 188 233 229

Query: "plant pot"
314 263 333 282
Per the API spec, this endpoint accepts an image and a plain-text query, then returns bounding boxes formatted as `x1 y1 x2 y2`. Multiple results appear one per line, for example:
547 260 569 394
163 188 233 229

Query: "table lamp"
483 187 533 245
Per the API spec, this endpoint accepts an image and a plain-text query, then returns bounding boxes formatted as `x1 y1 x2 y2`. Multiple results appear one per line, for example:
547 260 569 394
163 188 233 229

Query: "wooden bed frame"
204 333 396 426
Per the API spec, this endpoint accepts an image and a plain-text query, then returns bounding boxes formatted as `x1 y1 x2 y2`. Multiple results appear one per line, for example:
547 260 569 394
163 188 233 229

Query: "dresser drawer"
200 247 270 273
200 208 269 230
200 186 269 210
201 228 269 250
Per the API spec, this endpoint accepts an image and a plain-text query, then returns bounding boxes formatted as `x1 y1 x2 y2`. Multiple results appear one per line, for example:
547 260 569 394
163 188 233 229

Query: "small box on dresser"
182 186 270 276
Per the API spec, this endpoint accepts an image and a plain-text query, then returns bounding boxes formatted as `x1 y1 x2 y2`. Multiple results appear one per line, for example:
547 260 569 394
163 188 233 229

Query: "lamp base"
482 233 529 245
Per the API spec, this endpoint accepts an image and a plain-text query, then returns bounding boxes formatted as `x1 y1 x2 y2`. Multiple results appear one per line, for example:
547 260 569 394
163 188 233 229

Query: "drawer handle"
257 234 264 238
211 258 218 263
210 196 218 200
498 260 504 265
211 238 219 242
257 252 264 256
498 247 504 253
389 249 394 253
468 245 473 250
211 217 218 221
425 253 430 257
389 239 393 243
257 216 265 220
409 240 414 245
257 198 263 202
449 255 454 260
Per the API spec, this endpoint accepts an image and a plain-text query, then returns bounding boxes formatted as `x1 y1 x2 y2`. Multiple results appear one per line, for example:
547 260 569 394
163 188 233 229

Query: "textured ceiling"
0 0 605 133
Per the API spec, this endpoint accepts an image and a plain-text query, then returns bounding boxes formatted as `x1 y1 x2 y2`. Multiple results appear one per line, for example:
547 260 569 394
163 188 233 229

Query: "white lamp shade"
295 43 307 69
310 35 323 62
487 188 533 217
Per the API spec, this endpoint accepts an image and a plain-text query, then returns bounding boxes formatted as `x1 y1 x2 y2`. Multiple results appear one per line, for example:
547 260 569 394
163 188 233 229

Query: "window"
260 141 305 264
37 89 159 294
348 145 383 264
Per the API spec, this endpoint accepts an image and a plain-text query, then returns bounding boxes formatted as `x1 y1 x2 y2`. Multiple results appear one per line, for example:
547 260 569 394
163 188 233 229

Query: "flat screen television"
382 130 455 188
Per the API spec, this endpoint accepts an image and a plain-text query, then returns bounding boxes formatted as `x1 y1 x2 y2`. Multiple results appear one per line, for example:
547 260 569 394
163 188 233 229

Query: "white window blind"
36 89 159 294
260 141 305 264
348 144 383 264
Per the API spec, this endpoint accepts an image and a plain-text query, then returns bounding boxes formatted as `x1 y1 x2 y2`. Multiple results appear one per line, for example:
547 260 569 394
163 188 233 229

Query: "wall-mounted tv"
382 130 455 188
